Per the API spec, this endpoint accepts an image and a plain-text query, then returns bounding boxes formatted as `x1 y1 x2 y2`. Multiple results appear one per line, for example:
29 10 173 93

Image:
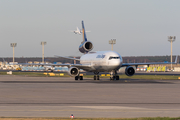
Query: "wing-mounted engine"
79 41 93 53
125 66 135 76
68 67 79 76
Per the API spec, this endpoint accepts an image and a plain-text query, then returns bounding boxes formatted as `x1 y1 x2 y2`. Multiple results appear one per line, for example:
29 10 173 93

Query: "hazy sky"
0 0 180 57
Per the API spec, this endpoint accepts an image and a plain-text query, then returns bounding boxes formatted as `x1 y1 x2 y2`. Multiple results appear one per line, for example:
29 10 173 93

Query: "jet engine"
125 66 135 76
68 67 79 76
79 41 93 53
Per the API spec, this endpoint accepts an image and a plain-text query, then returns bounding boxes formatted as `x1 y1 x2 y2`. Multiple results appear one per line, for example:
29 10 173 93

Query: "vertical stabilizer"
79 21 93 53
82 21 87 42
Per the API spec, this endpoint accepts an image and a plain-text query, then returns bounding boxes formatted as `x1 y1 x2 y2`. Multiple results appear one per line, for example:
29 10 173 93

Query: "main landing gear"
94 72 100 80
75 75 83 80
74 71 119 81
110 70 119 81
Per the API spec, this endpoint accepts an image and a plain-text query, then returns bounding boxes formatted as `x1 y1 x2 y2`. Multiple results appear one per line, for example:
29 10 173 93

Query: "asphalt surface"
0 75 180 118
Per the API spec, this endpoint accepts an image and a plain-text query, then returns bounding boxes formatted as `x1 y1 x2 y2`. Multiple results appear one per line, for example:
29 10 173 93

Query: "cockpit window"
109 56 120 60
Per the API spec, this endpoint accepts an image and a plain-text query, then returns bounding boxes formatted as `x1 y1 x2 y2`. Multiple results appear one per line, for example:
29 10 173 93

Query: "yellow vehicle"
16 67 22 71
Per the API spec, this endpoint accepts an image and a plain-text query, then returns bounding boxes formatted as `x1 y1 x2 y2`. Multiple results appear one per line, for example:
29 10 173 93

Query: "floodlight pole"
168 36 176 71
74 57 76 64
109 39 116 51
10 43 17 64
41 42 47 63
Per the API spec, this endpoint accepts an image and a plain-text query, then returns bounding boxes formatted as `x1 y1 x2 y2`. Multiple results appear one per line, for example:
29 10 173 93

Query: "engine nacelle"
79 41 93 53
68 67 79 76
125 66 135 76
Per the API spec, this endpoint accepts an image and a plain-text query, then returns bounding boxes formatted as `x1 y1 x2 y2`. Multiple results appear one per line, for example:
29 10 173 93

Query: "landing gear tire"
75 76 79 80
110 76 119 80
94 76 96 80
97 75 99 80
94 75 99 80
116 76 119 80
80 76 83 80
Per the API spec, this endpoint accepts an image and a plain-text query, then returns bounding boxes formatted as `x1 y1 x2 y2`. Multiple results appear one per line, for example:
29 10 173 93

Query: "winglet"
82 21 87 42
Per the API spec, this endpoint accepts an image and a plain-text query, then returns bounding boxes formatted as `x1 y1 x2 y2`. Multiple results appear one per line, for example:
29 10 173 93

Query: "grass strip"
0 72 180 80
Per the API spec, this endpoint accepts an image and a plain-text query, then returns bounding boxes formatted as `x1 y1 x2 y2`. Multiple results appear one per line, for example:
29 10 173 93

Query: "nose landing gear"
75 74 83 80
110 70 119 81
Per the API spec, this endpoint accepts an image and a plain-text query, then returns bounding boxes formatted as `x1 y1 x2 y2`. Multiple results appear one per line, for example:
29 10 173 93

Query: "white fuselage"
80 51 123 72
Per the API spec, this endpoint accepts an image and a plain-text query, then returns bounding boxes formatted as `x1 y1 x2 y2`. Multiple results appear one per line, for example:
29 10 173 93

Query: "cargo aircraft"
53 21 177 80
26 21 178 81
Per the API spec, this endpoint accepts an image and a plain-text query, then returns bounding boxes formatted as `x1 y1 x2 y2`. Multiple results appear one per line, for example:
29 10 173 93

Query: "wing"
122 56 178 67
54 55 80 61
20 63 92 70
19 55 90 70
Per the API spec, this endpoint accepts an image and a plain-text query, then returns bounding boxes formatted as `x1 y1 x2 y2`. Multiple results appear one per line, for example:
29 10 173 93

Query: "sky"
0 0 180 57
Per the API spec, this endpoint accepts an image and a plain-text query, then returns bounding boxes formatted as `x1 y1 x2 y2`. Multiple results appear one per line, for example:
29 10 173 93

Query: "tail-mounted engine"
125 66 135 76
79 41 93 53
68 67 79 76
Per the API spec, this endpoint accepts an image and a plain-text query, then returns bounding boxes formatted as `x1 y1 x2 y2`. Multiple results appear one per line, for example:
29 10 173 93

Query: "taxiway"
0 75 180 118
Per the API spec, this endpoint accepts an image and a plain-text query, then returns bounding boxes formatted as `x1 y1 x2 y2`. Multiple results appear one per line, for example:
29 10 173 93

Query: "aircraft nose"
116 59 121 66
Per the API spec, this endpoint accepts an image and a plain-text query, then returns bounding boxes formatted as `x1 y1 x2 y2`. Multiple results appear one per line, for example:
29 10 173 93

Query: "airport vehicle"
23 21 177 81
16 67 22 71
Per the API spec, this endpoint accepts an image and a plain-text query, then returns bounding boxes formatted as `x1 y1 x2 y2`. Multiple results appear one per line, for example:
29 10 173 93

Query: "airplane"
22 21 178 81
53 21 178 80
71 27 90 35
73 27 81 35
